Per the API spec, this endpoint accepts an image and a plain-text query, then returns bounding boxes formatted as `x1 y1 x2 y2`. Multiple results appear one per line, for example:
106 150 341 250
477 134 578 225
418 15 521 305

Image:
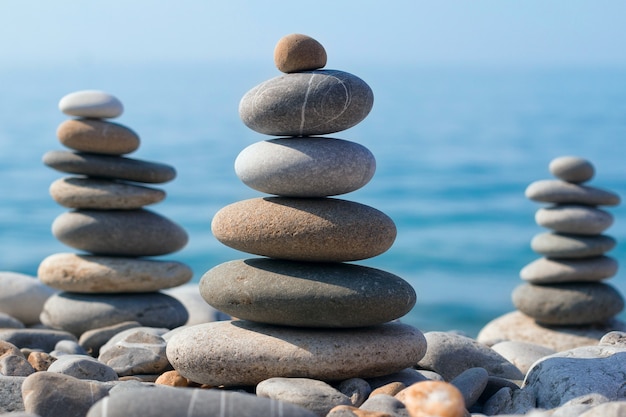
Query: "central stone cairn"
38 90 190 337
167 34 427 386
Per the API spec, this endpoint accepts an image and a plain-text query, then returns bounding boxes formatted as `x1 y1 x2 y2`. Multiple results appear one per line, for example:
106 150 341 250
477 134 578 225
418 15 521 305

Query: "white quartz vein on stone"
187 388 200 417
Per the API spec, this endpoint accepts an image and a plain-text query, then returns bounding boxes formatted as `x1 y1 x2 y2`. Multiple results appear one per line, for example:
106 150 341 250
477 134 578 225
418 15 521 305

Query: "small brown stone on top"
274 33 327 73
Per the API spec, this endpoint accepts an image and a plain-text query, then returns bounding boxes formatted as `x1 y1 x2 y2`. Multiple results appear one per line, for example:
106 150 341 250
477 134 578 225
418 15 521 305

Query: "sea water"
1 63 625 336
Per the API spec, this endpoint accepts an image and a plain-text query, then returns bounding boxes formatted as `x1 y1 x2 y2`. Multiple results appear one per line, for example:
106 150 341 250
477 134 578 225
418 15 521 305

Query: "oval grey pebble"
520 256 618 284
0 328 77 352
535 205 613 235
531 232 616 258
46 354 118 381
549 156 594 183
526 179 620 206
336 378 371 407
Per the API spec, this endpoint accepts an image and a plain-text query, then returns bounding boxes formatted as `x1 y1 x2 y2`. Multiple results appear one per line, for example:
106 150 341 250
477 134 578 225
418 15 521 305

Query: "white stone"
0 272 55 325
59 90 123 119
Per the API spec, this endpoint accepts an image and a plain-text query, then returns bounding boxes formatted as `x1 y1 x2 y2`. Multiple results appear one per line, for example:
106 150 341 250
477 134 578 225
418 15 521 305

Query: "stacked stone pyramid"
38 90 190 336
167 34 427 387
478 156 625 349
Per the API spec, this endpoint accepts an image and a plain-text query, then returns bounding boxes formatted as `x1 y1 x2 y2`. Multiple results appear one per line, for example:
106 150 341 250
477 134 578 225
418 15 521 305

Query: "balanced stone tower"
167 34 427 386
38 90 190 337
478 156 626 350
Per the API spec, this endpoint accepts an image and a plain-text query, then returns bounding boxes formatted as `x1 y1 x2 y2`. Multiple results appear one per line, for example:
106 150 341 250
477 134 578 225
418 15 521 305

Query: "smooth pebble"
525 179 620 206
0 272 55 325
549 156 594 183
531 232 616 258
56 118 139 155
403 381 466 417
520 256 618 284
274 33 327 73
58 90 123 119
535 205 613 235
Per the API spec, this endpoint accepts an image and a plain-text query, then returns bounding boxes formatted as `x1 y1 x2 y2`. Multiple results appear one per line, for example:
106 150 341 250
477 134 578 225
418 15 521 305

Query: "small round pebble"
56 119 139 155
549 156 595 183
59 90 123 119
403 381 466 417
274 33 327 73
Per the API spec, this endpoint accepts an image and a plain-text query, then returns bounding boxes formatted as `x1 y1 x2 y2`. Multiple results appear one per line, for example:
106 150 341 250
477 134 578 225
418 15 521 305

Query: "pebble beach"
2 33 626 417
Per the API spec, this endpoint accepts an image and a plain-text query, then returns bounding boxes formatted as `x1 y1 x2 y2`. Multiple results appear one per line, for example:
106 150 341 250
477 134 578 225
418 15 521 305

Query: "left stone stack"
38 90 190 337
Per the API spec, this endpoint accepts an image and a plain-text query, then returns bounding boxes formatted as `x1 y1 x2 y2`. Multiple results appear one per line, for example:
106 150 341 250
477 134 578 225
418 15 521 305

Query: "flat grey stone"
49 177 164 209
0 313 24 329
166 320 426 386
525 179 620 206
40 292 188 336
163 285 230 325
52 209 188 256
520 256 618 284
78 321 141 356
535 205 614 235
39 253 192 293
417 331 524 381
0 355 35 376
336 378 371 407
512 282 624 325
549 156 594 183
53 340 87 355
490 341 555 375
0 272 55 325
450 367 489 408
43 150 176 183
0 329 77 352
86 386 318 417
234 137 375 197
46 354 118 381
359 394 408 416
256 377 351 416
531 232 616 258
212 197 396 262
58 90 123 119
239 70 373 136
200 258 416 328
98 327 170 376
482 386 536 416
0 375 26 413
56 118 139 155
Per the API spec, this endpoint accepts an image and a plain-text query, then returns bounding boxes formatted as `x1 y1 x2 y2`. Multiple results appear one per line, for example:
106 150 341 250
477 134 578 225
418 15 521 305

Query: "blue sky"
1 0 625 69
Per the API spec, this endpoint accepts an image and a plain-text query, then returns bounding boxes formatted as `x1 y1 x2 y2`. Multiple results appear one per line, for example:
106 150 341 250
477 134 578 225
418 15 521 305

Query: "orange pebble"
370 381 406 397
403 381 466 417
328 405 394 417
274 33 327 73
155 370 191 387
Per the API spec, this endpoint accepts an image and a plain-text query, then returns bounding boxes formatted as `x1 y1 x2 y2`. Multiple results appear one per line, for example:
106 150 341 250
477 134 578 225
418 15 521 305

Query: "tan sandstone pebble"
56 118 140 155
370 381 406 398
27 351 56 372
274 33 327 73
402 381 466 417
155 369 192 387
327 405 393 417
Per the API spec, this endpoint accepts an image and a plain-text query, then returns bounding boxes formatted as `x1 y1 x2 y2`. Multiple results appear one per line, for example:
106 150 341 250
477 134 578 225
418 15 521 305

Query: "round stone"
0 272 55 326
211 197 396 262
526 180 620 206
520 256 618 284
535 205 614 235
403 381 466 417
52 209 188 256
239 70 373 136
199 258 416 327
166 320 426 386
49 177 165 209
58 90 123 119
274 33 327 73
43 150 176 184
512 282 624 325
38 253 192 293
234 137 375 197
531 232 616 258
40 292 188 336
549 156 595 183
56 119 140 155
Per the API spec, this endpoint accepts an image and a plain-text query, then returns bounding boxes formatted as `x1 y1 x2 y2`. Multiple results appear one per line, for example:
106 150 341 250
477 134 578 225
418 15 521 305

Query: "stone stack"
167 34 427 387
478 156 626 350
38 90 190 337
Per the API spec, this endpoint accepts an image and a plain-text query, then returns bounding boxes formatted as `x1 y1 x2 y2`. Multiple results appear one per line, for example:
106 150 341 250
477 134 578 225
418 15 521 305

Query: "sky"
1 0 626 70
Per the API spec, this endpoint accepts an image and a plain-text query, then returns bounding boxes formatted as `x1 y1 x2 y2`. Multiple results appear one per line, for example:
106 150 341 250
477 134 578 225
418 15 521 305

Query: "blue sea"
1 63 625 337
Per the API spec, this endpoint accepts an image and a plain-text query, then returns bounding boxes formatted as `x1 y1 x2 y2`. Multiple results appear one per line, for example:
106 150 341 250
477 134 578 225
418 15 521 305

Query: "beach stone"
450 367 489 408
326 405 395 416
0 313 24 329
525 179 620 206
520 256 618 284
337 378 371 407
78 321 141 356
552 394 610 417
549 156 595 183
0 375 26 413
531 232 616 258
599 331 626 346
370 381 405 398
42 150 176 183
0 329 76 352
22 372 109 417
27 351 55 372
56 118 139 155
98 327 170 376
167 320 426 387
46 354 118 381
49 177 165 209
154 369 192 387
367 368 430 390
360 394 408 415
477 311 626 351
86 386 318 417
476 376 521 405
200 258 415 327
163 284 229 325
579 401 626 416
239 70 373 136
39 253 192 293
490 341 555 375
59 90 123 119
417 331 524 381
52 209 188 256
525 345 626 408
512 282 624 325
235 137 376 197
535 205 613 235
274 33 327 73
212 197 396 262
257 377 351 416
52 340 87 356
0 272 55 325
40 292 188 336
403 381 466 417
0 341 22 361
481 386 536 416
0 354 35 376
